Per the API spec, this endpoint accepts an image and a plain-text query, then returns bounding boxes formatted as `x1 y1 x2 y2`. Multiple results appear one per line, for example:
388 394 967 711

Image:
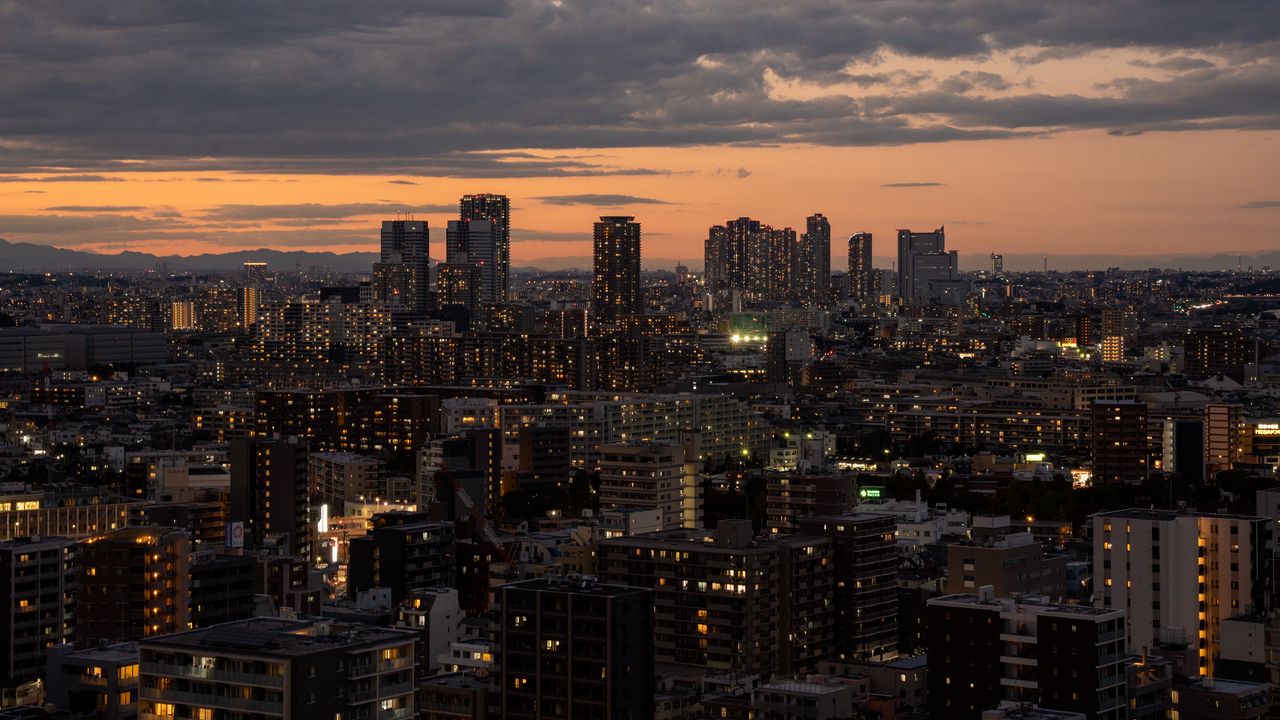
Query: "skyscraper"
460 193 511 301
1101 306 1136 362
848 232 873 301
897 226 960 305
446 218 502 304
379 219 430 311
592 216 641 326
797 213 831 303
704 224 728 293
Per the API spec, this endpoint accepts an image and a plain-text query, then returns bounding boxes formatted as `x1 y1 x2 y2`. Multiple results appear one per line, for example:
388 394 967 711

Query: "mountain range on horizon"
1 237 1277 275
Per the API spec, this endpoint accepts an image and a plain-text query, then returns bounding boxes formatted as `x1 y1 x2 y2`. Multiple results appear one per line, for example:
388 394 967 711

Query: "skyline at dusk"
1 2 1278 264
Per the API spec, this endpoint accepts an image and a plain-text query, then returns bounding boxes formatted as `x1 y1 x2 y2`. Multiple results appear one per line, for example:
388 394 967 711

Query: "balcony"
140 661 284 688
141 687 283 715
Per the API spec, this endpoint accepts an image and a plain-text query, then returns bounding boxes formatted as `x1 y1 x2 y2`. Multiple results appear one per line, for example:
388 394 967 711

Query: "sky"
0 1 1277 267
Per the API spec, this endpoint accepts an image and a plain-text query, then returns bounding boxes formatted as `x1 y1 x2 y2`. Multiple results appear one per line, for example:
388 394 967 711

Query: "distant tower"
459 194 511 301
990 253 1004 274
848 232 873 301
592 216 642 326
897 227 956 305
379 220 429 311
797 213 831 303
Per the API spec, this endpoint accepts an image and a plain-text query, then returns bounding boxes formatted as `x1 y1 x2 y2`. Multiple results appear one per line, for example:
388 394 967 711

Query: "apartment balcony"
140 661 284 688
140 687 283 715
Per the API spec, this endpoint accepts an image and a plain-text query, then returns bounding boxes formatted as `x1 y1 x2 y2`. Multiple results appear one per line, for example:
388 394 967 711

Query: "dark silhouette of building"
379 219 430 311
1090 400 1149 485
78 527 191 644
0 537 76 687
498 577 653 720
460 193 511 302
592 216 642 326
348 511 456 602
798 514 898 661
230 437 310 556
798 213 831 303
927 591 1126 720
848 232 873 301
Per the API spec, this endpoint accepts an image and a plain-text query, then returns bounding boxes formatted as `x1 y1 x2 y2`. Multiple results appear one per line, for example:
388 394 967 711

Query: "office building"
498 577 653 720
459 193 511 302
1090 400 1149 485
78 527 192 645
848 232 873 301
897 226 960 305
231 437 310 557
798 514 898 661
379 219 430 311
928 591 1126 720
592 216 642 326
1091 508 1272 678
0 537 76 688
138 617 417 720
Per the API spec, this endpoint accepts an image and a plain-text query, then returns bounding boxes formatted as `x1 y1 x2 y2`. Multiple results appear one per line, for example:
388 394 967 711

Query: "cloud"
1238 200 1280 209
882 182 945 188
387 179 418 185
532 194 675 206
0 174 124 182
0 213 181 235
44 205 147 212
713 167 752 178
1131 56 1216 72
0 1 1272 178
200 203 456 221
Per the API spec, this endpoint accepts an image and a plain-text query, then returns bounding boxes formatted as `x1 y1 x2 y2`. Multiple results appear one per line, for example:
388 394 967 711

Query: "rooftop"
141 617 415 656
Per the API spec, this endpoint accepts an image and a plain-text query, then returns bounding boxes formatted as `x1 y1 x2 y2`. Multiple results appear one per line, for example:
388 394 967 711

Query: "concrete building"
348 512 455 602
0 537 77 688
498 577 653 720
1091 508 1272 678
78 527 191 645
944 532 1068 598
45 642 139 720
138 617 417 720
798 513 898 661
928 591 1126 720
598 442 700 531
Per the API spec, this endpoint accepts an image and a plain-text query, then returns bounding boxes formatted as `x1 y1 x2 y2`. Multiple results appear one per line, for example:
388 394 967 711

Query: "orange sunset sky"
1 3 1277 268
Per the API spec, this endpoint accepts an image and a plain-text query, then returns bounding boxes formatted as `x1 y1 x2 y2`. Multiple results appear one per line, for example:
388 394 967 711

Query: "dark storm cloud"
532 194 676 207
0 0 1276 176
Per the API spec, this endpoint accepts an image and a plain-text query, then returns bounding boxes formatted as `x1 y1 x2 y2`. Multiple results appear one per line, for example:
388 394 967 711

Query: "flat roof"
141 618 414 657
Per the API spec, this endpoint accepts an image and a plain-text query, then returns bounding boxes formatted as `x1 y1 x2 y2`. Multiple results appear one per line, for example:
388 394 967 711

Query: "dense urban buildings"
2 191 1280 720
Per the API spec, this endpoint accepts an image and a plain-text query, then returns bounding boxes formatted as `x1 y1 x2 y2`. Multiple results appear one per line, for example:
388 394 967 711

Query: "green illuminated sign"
858 487 882 500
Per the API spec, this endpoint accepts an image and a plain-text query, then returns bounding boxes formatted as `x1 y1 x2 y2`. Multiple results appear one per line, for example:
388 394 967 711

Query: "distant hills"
1 237 1278 274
